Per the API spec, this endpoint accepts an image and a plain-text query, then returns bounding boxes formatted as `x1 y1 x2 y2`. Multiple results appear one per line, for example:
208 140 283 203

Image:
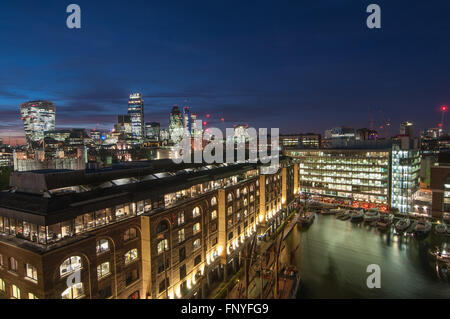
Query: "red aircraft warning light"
441 105 448 112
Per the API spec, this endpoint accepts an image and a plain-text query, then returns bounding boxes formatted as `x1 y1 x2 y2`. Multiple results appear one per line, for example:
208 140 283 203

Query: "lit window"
157 239 169 254
9 257 18 273
211 197 217 206
192 207 201 218
193 223 201 235
0 278 5 292
28 293 38 299
227 194 233 202
124 249 138 265
60 256 82 277
178 212 185 226
193 239 201 250
62 282 84 299
178 229 185 243
26 264 38 282
11 285 20 299
211 210 217 220
96 239 110 254
97 262 111 279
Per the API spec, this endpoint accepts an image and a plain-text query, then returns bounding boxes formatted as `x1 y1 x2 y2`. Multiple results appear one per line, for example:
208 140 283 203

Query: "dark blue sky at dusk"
1 0 450 143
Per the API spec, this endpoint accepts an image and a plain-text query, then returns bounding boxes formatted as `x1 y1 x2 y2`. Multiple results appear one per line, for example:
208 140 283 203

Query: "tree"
0 166 12 190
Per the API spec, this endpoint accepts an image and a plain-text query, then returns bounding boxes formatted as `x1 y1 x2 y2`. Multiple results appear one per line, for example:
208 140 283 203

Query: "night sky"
1 0 450 144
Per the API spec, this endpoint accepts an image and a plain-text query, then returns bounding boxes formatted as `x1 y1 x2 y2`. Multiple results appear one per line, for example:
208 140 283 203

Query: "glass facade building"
391 141 421 213
286 149 391 211
127 93 144 140
20 100 56 145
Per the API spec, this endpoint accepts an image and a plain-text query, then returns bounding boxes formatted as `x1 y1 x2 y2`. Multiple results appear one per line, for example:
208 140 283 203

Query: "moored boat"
377 213 393 229
435 223 449 235
277 265 301 299
413 219 432 236
350 209 364 222
299 211 315 226
363 208 380 223
340 210 351 220
395 218 411 232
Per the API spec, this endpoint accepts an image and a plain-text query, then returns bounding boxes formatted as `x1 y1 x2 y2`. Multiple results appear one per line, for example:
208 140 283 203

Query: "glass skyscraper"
20 100 56 145
127 93 144 140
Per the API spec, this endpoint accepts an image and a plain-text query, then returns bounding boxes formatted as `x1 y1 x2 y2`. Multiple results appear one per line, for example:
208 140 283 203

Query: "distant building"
280 134 321 149
356 128 378 141
0 152 12 167
128 93 144 140
390 136 421 213
145 122 160 141
115 115 133 139
169 105 183 144
20 100 56 145
325 127 356 148
400 121 414 137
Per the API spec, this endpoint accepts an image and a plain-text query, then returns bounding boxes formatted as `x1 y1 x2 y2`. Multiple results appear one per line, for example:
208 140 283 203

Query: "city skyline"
2 1 450 144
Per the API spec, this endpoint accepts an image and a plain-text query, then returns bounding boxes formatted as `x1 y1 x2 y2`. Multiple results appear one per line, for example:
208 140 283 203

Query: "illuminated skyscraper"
20 100 56 145
169 105 184 144
183 106 192 134
127 93 144 140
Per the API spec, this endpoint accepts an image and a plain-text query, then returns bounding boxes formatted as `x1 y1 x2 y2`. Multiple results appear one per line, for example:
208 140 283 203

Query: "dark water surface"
281 214 450 298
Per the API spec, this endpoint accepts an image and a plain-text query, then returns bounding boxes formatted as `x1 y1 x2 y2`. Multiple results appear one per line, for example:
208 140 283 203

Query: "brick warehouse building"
0 158 298 299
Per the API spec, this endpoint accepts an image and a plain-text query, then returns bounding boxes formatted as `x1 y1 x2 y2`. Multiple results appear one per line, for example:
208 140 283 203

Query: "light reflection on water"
281 214 450 298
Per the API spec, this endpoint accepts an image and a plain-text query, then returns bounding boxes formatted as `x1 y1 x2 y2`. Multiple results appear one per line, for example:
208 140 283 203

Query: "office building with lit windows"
0 158 297 299
20 100 56 145
127 93 144 140
390 137 421 214
285 148 391 211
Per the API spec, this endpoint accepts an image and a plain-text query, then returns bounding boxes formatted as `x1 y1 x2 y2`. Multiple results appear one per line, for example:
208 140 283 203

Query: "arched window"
157 239 168 255
156 221 169 233
243 188 248 195
236 189 240 199
192 207 201 218
124 249 138 264
243 198 248 206
96 239 110 254
211 210 217 220
60 256 82 277
244 209 248 217
227 193 233 203
227 207 233 215
62 283 84 299
211 197 217 206
250 195 254 202
250 185 254 192
123 228 137 242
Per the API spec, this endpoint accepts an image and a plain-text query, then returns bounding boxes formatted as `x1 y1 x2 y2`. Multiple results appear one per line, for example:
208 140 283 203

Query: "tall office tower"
169 105 184 144
391 136 421 214
400 121 414 137
145 122 160 141
20 100 56 146
191 113 198 136
127 93 144 140
183 106 192 135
